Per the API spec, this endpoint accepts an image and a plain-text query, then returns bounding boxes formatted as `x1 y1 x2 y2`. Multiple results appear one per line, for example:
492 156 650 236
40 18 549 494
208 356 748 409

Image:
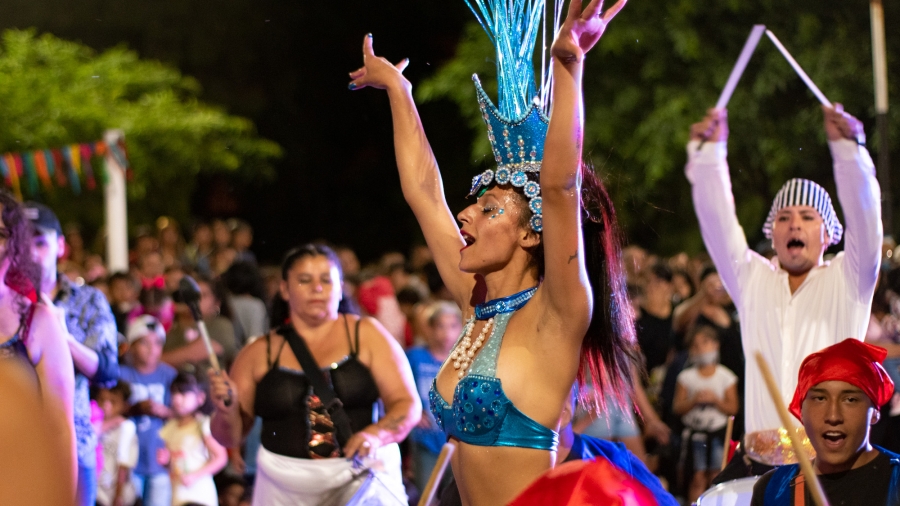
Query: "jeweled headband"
464 0 557 233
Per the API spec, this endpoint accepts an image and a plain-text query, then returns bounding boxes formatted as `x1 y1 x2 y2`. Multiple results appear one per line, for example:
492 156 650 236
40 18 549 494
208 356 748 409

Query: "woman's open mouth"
461 231 475 250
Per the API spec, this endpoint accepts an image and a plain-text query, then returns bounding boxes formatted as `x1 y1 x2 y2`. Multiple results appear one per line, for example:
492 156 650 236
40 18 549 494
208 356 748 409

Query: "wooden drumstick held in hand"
179 276 232 406
755 352 830 506
418 442 456 506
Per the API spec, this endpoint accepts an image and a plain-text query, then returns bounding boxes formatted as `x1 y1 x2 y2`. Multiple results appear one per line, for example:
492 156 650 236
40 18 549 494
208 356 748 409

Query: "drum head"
695 476 760 506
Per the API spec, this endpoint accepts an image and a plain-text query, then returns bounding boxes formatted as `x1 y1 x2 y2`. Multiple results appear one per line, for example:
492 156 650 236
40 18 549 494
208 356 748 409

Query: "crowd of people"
2 0 899 504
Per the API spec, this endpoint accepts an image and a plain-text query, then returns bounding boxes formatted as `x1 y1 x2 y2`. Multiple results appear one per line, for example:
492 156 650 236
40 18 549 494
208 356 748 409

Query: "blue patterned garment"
429 312 558 451
54 275 120 468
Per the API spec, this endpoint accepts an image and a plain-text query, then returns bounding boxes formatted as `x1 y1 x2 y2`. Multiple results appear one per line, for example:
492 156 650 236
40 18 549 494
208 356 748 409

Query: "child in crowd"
405 301 462 493
94 381 139 506
158 372 228 506
673 325 739 503
119 315 178 506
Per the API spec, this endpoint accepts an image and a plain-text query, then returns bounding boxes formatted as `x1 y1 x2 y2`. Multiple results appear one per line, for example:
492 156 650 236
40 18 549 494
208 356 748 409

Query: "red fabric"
507 458 659 506
356 276 394 316
789 338 895 420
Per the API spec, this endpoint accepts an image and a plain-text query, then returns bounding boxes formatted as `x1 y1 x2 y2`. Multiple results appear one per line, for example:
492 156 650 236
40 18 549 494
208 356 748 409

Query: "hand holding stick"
754 352 830 506
179 276 232 406
720 415 734 471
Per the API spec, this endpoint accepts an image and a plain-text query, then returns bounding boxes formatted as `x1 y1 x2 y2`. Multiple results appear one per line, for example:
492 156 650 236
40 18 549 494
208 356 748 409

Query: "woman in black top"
208 244 420 505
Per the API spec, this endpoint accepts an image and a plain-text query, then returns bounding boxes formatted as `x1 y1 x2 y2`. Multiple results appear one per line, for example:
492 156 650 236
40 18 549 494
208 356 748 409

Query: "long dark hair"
0 190 41 310
503 166 635 412
577 165 636 413
270 243 359 328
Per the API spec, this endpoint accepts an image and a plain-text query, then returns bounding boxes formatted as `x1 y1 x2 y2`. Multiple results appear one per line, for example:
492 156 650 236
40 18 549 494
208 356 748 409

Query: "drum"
694 476 760 506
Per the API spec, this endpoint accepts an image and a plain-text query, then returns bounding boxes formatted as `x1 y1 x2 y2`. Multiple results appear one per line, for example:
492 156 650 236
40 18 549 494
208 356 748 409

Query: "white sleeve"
118 420 139 469
685 141 753 307
200 415 212 437
830 139 882 303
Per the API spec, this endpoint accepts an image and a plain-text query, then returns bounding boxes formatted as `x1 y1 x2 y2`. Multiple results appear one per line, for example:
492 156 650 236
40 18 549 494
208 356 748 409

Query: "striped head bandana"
762 178 843 245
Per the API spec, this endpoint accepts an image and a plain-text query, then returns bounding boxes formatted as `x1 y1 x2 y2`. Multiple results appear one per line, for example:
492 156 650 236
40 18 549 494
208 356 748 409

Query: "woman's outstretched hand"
348 34 410 91
551 0 627 64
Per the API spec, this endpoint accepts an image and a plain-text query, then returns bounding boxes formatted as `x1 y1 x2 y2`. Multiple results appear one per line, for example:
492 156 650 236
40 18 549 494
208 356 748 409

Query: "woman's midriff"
452 441 554 506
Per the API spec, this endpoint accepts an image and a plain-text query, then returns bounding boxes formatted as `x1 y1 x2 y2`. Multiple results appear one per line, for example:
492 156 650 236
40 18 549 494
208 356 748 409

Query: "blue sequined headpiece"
465 0 552 233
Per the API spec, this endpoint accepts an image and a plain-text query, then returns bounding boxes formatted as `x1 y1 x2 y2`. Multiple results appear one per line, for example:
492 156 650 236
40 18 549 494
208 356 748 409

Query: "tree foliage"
0 29 281 232
418 1 900 254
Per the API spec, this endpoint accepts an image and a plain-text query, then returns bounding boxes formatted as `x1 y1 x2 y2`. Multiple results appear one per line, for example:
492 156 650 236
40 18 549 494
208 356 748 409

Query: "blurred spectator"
673 325 738 503
138 251 165 286
156 217 185 270
215 475 246 506
397 287 425 348
93 381 139 506
27 201 120 506
357 273 406 344
109 272 140 334
163 276 236 372
132 285 175 331
406 301 462 492
670 268 695 306
865 268 900 453
230 219 256 265
209 247 237 277
164 264 186 295
636 263 675 373
211 219 232 249
422 262 453 301
222 261 269 346
119 315 177 506
131 226 160 268
64 222 87 267
184 221 213 275
158 372 228 506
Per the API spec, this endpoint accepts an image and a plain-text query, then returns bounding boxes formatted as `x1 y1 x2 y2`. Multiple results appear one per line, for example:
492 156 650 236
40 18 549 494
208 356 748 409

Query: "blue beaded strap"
474 286 537 320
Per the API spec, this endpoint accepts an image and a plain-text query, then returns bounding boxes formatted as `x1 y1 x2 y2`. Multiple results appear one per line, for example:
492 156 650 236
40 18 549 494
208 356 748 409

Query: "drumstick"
715 25 766 109
754 352 830 506
720 415 735 471
179 276 232 405
418 442 456 506
765 30 832 107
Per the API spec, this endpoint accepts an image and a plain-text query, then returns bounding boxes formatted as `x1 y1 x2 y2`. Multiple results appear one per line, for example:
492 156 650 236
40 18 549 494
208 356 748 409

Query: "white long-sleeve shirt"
685 138 882 435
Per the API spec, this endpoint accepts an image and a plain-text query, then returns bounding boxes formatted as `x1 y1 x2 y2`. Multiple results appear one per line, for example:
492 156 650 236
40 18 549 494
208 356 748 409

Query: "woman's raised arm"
349 35 475 307
540 0 626 323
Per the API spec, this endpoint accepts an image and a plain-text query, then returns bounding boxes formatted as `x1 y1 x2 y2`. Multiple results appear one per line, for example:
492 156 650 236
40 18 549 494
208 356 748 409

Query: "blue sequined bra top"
428 311 559 451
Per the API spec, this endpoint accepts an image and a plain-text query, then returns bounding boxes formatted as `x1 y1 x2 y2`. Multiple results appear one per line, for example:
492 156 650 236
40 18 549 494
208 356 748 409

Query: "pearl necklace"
449 317 494 378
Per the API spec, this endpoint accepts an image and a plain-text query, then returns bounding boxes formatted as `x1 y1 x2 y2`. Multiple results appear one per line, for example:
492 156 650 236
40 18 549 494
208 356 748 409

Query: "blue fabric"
75 461 97 506
407 346 447 455
132 471 171 506
764 446 900 506
570 434 679 506
55 276 120 468
429 312 558 451
119 363 177 475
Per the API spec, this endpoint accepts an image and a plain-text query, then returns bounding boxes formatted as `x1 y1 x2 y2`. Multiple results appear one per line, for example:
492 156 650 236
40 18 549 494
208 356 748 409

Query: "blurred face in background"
428 311 463 353
199 280 221 319
212 220 232 249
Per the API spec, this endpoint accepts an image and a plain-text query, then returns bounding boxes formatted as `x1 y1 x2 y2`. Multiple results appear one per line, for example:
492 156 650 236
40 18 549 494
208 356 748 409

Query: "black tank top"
254 316 381 459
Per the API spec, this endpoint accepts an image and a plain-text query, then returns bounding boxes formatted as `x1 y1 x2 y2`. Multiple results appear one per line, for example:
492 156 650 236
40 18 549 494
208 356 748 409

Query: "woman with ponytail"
0 189 76 499
207 243 419 505
348 0 632 503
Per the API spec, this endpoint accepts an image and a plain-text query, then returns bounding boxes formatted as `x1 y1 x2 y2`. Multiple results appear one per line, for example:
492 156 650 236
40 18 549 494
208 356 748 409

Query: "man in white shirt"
685 104 882 478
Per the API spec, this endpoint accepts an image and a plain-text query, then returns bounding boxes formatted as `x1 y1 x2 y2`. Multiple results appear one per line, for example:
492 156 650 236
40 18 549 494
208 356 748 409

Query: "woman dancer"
207 244 419 505
348 0 632 503
0 190 76 497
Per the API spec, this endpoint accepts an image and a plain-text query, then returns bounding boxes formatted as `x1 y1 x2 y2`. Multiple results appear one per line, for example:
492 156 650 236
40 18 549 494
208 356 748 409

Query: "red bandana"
789 338 894 420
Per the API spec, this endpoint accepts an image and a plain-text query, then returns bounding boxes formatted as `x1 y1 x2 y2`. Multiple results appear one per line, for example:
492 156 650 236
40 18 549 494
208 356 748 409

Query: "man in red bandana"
750 339 900 505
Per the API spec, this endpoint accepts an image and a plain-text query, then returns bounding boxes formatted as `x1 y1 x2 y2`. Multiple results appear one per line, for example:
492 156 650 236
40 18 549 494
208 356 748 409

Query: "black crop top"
253 317 381 459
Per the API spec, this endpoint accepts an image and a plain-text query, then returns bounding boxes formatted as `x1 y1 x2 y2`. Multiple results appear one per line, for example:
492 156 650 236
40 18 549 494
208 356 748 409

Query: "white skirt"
253 443 407 506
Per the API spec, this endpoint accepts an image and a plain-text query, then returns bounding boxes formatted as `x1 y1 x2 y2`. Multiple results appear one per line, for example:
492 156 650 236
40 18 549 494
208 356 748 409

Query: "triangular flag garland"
0 138 129 199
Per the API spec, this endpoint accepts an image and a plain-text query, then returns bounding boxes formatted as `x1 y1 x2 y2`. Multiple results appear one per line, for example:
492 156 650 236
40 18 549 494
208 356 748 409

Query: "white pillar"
103 129 129 273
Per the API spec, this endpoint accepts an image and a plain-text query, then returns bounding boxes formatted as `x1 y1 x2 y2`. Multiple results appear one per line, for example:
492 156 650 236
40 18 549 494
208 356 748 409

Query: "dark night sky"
0 0 477 264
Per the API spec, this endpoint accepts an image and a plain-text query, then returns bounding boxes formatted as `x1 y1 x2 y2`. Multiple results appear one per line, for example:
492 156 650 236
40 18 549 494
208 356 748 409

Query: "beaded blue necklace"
474 286 538 320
